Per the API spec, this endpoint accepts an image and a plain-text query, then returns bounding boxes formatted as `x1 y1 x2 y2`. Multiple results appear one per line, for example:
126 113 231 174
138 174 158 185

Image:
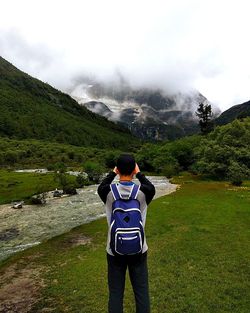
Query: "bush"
227 161 250 186
162 163 180 178
104 151 119 168
135 143 158 172
63 186 77 195
67 151 75 160
167 135 201 170
46 164 55 171
152 154 179 175
83 161 104 183
75 173 89 188
192 119 250 179
30 192 47 205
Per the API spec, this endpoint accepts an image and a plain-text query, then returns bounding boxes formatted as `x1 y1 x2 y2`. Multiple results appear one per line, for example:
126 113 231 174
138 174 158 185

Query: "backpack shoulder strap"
110 183 121 201
129 184 140 200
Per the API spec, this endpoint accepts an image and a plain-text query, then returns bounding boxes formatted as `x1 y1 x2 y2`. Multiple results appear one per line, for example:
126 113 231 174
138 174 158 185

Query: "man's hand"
113 166 119 174
134 163 140 174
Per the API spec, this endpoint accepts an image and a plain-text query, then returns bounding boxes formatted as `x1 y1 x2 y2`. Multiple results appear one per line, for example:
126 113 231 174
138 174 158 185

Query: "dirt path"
0 253 47 313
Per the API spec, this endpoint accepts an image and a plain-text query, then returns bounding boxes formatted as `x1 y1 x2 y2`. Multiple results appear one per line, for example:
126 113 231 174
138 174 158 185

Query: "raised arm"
136 171 156 205
97 170 117 203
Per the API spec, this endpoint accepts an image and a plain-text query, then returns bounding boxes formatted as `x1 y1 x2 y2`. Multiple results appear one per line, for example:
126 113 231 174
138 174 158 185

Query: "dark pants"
106 251 150 313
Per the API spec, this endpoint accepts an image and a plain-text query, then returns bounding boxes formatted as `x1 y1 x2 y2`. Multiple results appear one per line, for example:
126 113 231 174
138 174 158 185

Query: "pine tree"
195 102 214 134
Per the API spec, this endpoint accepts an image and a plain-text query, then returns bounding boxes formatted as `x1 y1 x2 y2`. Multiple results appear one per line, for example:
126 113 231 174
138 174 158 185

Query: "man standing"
97 154 155 313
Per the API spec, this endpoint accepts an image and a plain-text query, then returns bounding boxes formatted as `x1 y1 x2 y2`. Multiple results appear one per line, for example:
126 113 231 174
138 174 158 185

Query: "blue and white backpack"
109 183 144 256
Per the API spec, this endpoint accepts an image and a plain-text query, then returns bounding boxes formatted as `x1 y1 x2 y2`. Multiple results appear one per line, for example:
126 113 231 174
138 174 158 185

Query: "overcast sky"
1 0 250 111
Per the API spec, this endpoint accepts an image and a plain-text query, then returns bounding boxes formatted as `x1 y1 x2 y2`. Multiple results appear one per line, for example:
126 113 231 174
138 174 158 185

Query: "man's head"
116 154 136 176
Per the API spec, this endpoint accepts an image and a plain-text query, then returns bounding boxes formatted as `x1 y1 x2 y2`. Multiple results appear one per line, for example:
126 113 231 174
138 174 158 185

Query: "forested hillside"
0 137 124 169
0 56 140 149
135 117 250 184
216 100 250 125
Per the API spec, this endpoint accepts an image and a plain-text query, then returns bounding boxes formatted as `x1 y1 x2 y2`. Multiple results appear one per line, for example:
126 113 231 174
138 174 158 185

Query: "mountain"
69 77 219 141
216 100 250 125
0 56 140 149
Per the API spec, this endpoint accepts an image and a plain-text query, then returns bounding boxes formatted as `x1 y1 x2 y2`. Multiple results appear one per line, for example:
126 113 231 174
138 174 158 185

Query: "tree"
76 173 89 187
227 161 250 186
195 102 214 134
53 162 70 191
83 161 104 183
192 118 250 180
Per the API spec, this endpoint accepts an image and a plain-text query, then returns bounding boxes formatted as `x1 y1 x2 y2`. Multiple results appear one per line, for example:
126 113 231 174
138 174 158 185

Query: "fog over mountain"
1 0 250 111
67 73 220 140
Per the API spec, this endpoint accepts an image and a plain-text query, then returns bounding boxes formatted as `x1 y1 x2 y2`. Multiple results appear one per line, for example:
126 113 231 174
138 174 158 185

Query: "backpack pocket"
115 230 142 255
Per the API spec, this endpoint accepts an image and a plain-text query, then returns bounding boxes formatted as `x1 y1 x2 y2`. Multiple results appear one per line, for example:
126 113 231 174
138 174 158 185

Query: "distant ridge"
0 56 139 149
216 100 250 125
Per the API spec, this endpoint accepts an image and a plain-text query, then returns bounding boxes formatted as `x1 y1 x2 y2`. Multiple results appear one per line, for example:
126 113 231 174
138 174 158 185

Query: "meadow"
0 173 249 312
0 169 79 204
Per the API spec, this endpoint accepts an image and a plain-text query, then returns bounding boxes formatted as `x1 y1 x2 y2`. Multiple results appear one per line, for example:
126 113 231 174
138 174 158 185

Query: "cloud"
1 0 250 110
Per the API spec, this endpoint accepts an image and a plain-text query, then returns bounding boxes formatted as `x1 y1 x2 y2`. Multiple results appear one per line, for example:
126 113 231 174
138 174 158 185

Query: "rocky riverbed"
0 175 177 261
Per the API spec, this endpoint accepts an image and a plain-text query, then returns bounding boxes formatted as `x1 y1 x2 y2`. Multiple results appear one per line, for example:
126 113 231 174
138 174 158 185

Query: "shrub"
152 154 179 175
227 161 250 186
104 151 119 168
75 173 89 188
30 192 47 205
83 161 104 183
162 163 180 178
63 186 77 195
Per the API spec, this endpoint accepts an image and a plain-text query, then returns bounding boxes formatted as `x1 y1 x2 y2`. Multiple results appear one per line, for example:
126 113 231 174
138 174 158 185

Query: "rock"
53 190 63 197
31 195 46 205
12 202 23 209
0 227 19 241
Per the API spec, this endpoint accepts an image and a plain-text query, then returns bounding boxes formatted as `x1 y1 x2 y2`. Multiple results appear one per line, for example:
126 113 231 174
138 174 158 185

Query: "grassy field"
0 170 77 204
0 170 57 204
0 173 249 312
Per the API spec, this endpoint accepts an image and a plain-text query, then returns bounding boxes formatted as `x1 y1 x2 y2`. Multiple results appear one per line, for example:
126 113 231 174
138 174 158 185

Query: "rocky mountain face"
69 78 218 141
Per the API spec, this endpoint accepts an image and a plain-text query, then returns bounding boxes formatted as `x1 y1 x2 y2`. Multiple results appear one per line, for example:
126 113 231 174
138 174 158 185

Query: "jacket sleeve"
136 172 156 205
97 171 117 204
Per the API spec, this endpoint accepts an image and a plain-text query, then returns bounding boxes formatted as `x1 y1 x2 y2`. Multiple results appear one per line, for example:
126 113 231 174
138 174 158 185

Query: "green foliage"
30 192 47 205
135 118 250 181
135 143 159 172
75 173 89 188
63 186 77 195
152 153 179 175
227 161 250 186
135 135 201 176
53 162 67 173
192 118 250 179
0 137 127 170
161 162 180 178
195 102 214 134
104 151 120 168
0 56 140 150
83 161 104 183
54 171 69 189
0 170 58 204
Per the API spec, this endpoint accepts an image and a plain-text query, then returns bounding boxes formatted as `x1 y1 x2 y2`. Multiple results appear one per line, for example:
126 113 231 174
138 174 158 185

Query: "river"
0 175 177 261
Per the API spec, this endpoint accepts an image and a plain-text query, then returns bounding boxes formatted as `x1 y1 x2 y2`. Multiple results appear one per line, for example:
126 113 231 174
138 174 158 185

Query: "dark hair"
116 154 136 176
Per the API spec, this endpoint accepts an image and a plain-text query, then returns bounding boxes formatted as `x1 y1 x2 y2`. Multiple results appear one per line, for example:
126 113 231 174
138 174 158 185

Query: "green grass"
0 170 75 204
0 173 249 312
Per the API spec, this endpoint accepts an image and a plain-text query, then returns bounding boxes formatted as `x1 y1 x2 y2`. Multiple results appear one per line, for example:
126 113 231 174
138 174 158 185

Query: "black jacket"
97 171 156 205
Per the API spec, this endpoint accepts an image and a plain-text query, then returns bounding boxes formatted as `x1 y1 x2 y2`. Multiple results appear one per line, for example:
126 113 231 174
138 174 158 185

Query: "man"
97 154 156 313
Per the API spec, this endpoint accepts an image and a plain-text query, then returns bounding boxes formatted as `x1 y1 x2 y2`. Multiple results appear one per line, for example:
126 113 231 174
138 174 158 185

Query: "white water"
0 175 177 261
